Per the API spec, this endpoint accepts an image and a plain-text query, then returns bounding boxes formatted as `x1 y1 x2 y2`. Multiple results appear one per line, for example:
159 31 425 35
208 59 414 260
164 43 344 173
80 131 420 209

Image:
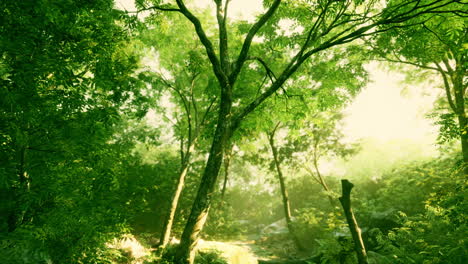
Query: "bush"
361 156 467 263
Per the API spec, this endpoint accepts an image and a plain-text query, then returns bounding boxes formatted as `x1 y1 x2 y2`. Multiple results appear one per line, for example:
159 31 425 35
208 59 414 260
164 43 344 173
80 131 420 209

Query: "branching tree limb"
436 63 459 114
175 0 228 86
229 0 282 84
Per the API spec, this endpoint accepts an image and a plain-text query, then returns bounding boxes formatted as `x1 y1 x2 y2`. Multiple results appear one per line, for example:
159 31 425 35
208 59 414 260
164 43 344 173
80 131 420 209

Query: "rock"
261 218 289 236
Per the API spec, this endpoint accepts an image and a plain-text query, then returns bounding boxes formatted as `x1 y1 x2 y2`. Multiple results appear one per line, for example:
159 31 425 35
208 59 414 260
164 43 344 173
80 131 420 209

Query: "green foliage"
428 112 460 145
0 0 160 262
1 1 466 263
351 155 467 263
196 250 229 264
371 1 467 156
380 209 467 264
205 183 281 239
155 246 228 264
293 207 347 250
358 155 463 215
374 160 467 263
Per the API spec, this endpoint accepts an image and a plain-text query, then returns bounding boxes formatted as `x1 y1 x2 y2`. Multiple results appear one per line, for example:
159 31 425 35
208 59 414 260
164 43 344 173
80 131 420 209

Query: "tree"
370 10 467 172
266 122 305 250
296 112 358 206
138 15 221 247
339 180 368 264
0 0 152 262
155 58 217 249
136 0 464 262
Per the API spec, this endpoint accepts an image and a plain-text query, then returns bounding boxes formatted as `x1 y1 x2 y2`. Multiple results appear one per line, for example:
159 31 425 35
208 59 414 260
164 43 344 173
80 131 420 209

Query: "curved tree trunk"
174 94 232 264
453 61 467 173
438 60 467 173
269 133 292 224
268 124 304 251
159 150 192 248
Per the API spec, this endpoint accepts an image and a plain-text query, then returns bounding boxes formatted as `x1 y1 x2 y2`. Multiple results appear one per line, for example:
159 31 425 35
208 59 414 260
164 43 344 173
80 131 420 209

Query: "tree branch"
200 96 218 128
303 165 323 185
216 0 230 73
175 0 228 86
442 57 455 74
248 56 277 82
190 74 200 124
126 5 181 14
422 23 456 56
159 75 194 143
223 0 230 22
339 180 368 264
229 0 282 84
231 0 463 132
436 63 458 114
377 57 441 72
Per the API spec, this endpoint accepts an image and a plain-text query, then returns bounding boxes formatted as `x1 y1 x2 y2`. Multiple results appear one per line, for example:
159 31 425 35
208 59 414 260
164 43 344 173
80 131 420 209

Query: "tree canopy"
1 0 466 263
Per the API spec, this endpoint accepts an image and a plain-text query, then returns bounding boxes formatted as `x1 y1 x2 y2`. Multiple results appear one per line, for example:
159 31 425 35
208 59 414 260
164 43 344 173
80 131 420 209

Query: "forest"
0 0 467 263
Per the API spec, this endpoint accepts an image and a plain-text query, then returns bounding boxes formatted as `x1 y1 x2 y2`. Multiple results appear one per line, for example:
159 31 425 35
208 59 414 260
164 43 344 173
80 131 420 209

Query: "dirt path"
197 239 258 264
110 233 309 264
197 234 307 264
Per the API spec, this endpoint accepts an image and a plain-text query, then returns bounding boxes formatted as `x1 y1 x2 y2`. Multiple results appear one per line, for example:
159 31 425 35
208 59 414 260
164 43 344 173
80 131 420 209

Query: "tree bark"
452 68 467 173
174 93 232 264
338 180 368 264
450 58 468 175
220 144 233 200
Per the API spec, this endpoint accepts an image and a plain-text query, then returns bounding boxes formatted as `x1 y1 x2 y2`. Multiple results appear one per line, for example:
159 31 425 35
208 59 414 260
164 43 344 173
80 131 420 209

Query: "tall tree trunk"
175 95 232 264
439 61 467 173
268 125 304 251
159 150 193 248
453 62 468 173
269 135 292 225
339 180 368 264
220 144 233 200
453 76 467 173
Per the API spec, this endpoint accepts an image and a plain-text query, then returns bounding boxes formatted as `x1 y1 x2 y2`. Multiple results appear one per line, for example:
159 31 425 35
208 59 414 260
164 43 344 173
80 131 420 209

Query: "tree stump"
339 179 368 264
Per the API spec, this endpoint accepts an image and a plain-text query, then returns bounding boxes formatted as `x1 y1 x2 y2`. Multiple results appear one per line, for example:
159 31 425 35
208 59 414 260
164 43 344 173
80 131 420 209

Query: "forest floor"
196 233 309 264
113 232 308 264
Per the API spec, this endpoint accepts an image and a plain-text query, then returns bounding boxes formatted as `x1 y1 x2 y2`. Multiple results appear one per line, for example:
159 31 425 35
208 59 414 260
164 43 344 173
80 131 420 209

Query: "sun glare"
342 63 439 143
